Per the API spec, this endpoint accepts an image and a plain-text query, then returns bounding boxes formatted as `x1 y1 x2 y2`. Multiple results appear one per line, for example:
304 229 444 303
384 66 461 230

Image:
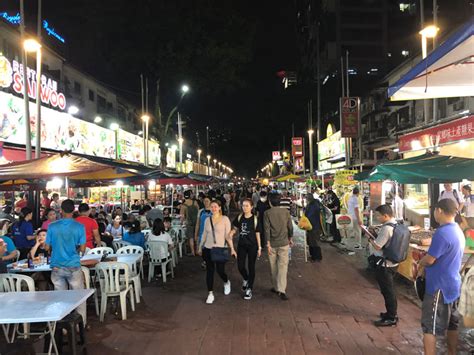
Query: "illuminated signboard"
148 140 161 166
0 12 65 43
0 55 66 110
117 129 145 164
318 130 346 171
0 91 116 159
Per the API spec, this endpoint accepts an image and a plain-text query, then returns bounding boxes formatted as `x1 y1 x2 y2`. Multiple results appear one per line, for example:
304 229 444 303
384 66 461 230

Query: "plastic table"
0 289 94 355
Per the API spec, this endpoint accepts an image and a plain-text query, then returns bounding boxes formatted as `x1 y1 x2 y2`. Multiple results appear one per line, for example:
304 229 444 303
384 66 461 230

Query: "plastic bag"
298 215 312 231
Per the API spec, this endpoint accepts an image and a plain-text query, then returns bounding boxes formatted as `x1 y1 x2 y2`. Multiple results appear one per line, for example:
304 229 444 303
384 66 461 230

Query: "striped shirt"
280 197 292 212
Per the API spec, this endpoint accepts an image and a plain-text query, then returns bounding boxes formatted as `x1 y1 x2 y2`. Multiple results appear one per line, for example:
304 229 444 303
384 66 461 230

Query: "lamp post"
141 115 150 166
207 155 211 176
197 149 202 173
308 129 314 176
24 39 42 159
213 159 217 175
178 137 184 172
218 162 222 176
419 25 439 124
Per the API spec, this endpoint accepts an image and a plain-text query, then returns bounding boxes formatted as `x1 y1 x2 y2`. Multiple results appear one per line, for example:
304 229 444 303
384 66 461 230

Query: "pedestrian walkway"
84 242 473 354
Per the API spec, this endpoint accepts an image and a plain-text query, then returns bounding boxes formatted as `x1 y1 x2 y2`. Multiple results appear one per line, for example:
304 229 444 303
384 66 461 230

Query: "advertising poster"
340 97 360 138
272 150 281 161
147 140 161 166
291 137 303 157
117 129 144 164
166 147 176 168
0 91 116 158
334 170 358 185
294 157 304 173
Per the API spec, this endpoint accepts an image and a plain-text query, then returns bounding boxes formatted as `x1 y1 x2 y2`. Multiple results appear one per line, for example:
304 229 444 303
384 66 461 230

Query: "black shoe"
379 312 399 321
279 292 289 301
374 318 397 327
270 288 278 294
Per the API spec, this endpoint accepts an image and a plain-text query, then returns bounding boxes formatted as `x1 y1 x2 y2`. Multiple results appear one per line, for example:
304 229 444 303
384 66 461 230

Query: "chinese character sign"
340 97 360 138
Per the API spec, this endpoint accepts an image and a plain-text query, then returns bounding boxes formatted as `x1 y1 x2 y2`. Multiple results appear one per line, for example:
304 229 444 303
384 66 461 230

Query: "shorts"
421 290 459 336
185 225 195 240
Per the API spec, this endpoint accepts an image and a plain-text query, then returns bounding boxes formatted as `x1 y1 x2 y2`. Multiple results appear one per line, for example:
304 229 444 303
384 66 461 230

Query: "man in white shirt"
461 185 474 228
438 183 461 210
347 187 364 250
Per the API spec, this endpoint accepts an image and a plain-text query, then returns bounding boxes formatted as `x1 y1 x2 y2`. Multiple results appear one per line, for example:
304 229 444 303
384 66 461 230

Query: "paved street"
83 239 473 355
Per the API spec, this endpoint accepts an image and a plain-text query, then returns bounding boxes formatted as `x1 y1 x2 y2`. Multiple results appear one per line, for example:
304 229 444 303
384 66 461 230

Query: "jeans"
202 248 228 292
375 265 398 319
237 244 258 289
51 267 86 325
268 245 289 294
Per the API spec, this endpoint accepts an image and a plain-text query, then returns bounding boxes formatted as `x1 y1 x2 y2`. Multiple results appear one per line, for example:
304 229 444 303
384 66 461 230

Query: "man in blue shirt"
418 199 465 355
45 199 87 324
0 233 18 263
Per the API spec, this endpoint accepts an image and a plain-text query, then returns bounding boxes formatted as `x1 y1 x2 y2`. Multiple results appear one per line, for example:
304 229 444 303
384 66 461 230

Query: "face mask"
260 197 267 202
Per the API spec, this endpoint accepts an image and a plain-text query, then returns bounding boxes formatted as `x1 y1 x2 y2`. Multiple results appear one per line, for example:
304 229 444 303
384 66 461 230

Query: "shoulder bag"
210 217 230 263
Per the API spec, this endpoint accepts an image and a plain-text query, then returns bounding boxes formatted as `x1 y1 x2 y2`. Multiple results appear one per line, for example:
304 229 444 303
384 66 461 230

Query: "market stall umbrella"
277 174 301 182
388 21 474 101
364 153 474 183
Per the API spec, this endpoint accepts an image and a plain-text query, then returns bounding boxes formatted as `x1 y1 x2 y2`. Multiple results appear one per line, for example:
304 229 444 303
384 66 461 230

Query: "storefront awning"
277 174 301 182
363 153 474 183
388 21 474 100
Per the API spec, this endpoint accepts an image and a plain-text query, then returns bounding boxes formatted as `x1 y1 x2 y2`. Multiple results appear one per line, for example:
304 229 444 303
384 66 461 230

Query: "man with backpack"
438 183 461 210
367 204 410 327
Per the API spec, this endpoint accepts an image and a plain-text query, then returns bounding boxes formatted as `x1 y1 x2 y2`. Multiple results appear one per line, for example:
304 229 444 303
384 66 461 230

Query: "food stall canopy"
0 153 140 183
354 170 371 181
388 21 474 100
363 153 474 183
277 174 300 182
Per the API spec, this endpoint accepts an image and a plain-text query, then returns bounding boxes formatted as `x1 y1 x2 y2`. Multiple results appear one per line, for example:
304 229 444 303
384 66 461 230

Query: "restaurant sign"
399 115 474 152
340 97 360 138
291 137 303 157
0 91 116 159
334 170 358 186
0 55 66 110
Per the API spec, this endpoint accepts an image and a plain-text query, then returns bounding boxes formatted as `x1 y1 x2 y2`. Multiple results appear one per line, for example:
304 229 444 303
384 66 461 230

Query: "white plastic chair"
116 246 144 302
0 274 35 342
87 247 114 255
171 227 186 258
95 262 135 322
117 245 145 279
169 229 180 265
147 241 174 283
81 266 99 317
113 240 131 252
100 241 107 247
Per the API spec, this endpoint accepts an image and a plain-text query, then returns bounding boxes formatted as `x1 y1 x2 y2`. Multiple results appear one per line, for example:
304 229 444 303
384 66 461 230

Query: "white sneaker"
354 244 364 250
224 280 231 295
206 292 215 304
242 280 249 291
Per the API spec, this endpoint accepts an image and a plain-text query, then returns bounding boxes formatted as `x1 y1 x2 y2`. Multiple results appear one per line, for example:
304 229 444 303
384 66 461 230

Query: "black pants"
330 213 341 243
237 244 258 289
375 265 398 319
202 248 228 292
306 230 322 261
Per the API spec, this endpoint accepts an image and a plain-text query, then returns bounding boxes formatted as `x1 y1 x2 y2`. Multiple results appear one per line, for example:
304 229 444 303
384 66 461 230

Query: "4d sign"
0 56 66 110
340 97 360 138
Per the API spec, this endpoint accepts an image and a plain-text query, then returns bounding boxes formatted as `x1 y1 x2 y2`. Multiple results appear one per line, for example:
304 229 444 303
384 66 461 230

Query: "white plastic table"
0 289 94 354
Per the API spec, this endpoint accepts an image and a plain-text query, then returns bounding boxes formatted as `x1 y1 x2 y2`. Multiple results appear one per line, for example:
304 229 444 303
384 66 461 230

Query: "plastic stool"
43 311 86 355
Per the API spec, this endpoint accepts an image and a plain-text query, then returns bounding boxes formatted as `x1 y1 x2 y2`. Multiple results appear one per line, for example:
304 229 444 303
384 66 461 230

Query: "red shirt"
41 197 51 208
76 216 99 248
15 199 27 209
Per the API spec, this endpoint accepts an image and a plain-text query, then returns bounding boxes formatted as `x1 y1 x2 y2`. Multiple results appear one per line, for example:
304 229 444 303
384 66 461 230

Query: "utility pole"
141 74 145 164
432 0 438 121
178 112 183 170
206 126 209 154
308 100 314 176
20 0 32 160
35 0 42 159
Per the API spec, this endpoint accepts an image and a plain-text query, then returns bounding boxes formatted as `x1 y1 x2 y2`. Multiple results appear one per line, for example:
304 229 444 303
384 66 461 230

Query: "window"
88 89 95 101
74 81 81 95
97 95 106 109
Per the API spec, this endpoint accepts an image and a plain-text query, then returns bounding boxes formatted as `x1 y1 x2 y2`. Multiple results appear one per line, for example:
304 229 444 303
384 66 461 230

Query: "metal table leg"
47 321 59 355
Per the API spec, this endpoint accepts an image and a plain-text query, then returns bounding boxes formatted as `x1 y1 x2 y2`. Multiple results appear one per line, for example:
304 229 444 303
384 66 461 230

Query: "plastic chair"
87 247 114 255
116 246 144 302
95 262 135 322
169 229 180 265
100 241 107 247
112 240 131 252
147 241 174 283
116 245 145 280
0 274 35 343
81 266 99 317
171 227 186 258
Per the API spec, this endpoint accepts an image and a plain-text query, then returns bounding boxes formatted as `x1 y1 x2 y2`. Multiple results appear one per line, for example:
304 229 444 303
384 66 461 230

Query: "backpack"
382 222 411 263
441 189 461 205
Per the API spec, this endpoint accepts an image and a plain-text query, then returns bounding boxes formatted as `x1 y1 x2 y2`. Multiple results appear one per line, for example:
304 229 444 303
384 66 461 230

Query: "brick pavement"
80 240 473 354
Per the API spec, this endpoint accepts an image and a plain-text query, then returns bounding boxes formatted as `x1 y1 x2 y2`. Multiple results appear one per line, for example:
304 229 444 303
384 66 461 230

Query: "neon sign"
0 12 65 43
0 12 20 25
42 20 65 43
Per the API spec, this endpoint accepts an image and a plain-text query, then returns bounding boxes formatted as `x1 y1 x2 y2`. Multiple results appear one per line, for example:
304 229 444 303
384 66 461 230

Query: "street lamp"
110 123 120 131
308 129 314 176
94 116 102 123
419 25 439 123
68 106 79 115
181 84 190 94
218 161 222 176
213 159 217 170
141 114 150 166
197 149 202 173
24 38 42 159
207 155 211 175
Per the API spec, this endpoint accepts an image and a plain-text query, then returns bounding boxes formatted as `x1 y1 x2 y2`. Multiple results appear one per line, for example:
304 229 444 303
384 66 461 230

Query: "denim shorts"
421 290 459 336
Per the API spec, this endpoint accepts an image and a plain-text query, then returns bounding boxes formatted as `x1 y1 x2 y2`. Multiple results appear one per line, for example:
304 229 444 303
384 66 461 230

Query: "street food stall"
358 153 474 280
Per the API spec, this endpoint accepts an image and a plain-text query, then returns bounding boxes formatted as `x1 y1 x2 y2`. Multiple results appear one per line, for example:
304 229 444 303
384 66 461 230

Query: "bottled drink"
27 255 33 269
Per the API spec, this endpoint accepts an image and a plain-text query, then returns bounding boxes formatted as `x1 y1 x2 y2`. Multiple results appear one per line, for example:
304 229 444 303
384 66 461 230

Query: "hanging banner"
0 91 116 159
292 137 303 157
334 169 358 185
340 97 360 138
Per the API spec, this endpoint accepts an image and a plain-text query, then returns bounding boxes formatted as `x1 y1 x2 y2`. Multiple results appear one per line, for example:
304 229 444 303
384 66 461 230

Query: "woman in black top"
325 189 342 243
229 198 262 300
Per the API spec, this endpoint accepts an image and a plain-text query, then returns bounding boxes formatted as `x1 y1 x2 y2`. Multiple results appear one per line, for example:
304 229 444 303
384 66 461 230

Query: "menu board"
117 129 144 164
0 92 116 158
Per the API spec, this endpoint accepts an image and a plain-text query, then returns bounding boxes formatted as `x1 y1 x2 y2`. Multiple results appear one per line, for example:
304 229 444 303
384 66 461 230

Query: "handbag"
209 217 230 263
298 214 313 231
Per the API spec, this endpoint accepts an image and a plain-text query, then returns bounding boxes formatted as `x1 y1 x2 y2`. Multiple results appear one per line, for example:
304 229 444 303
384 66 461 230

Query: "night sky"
24 0 303 177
